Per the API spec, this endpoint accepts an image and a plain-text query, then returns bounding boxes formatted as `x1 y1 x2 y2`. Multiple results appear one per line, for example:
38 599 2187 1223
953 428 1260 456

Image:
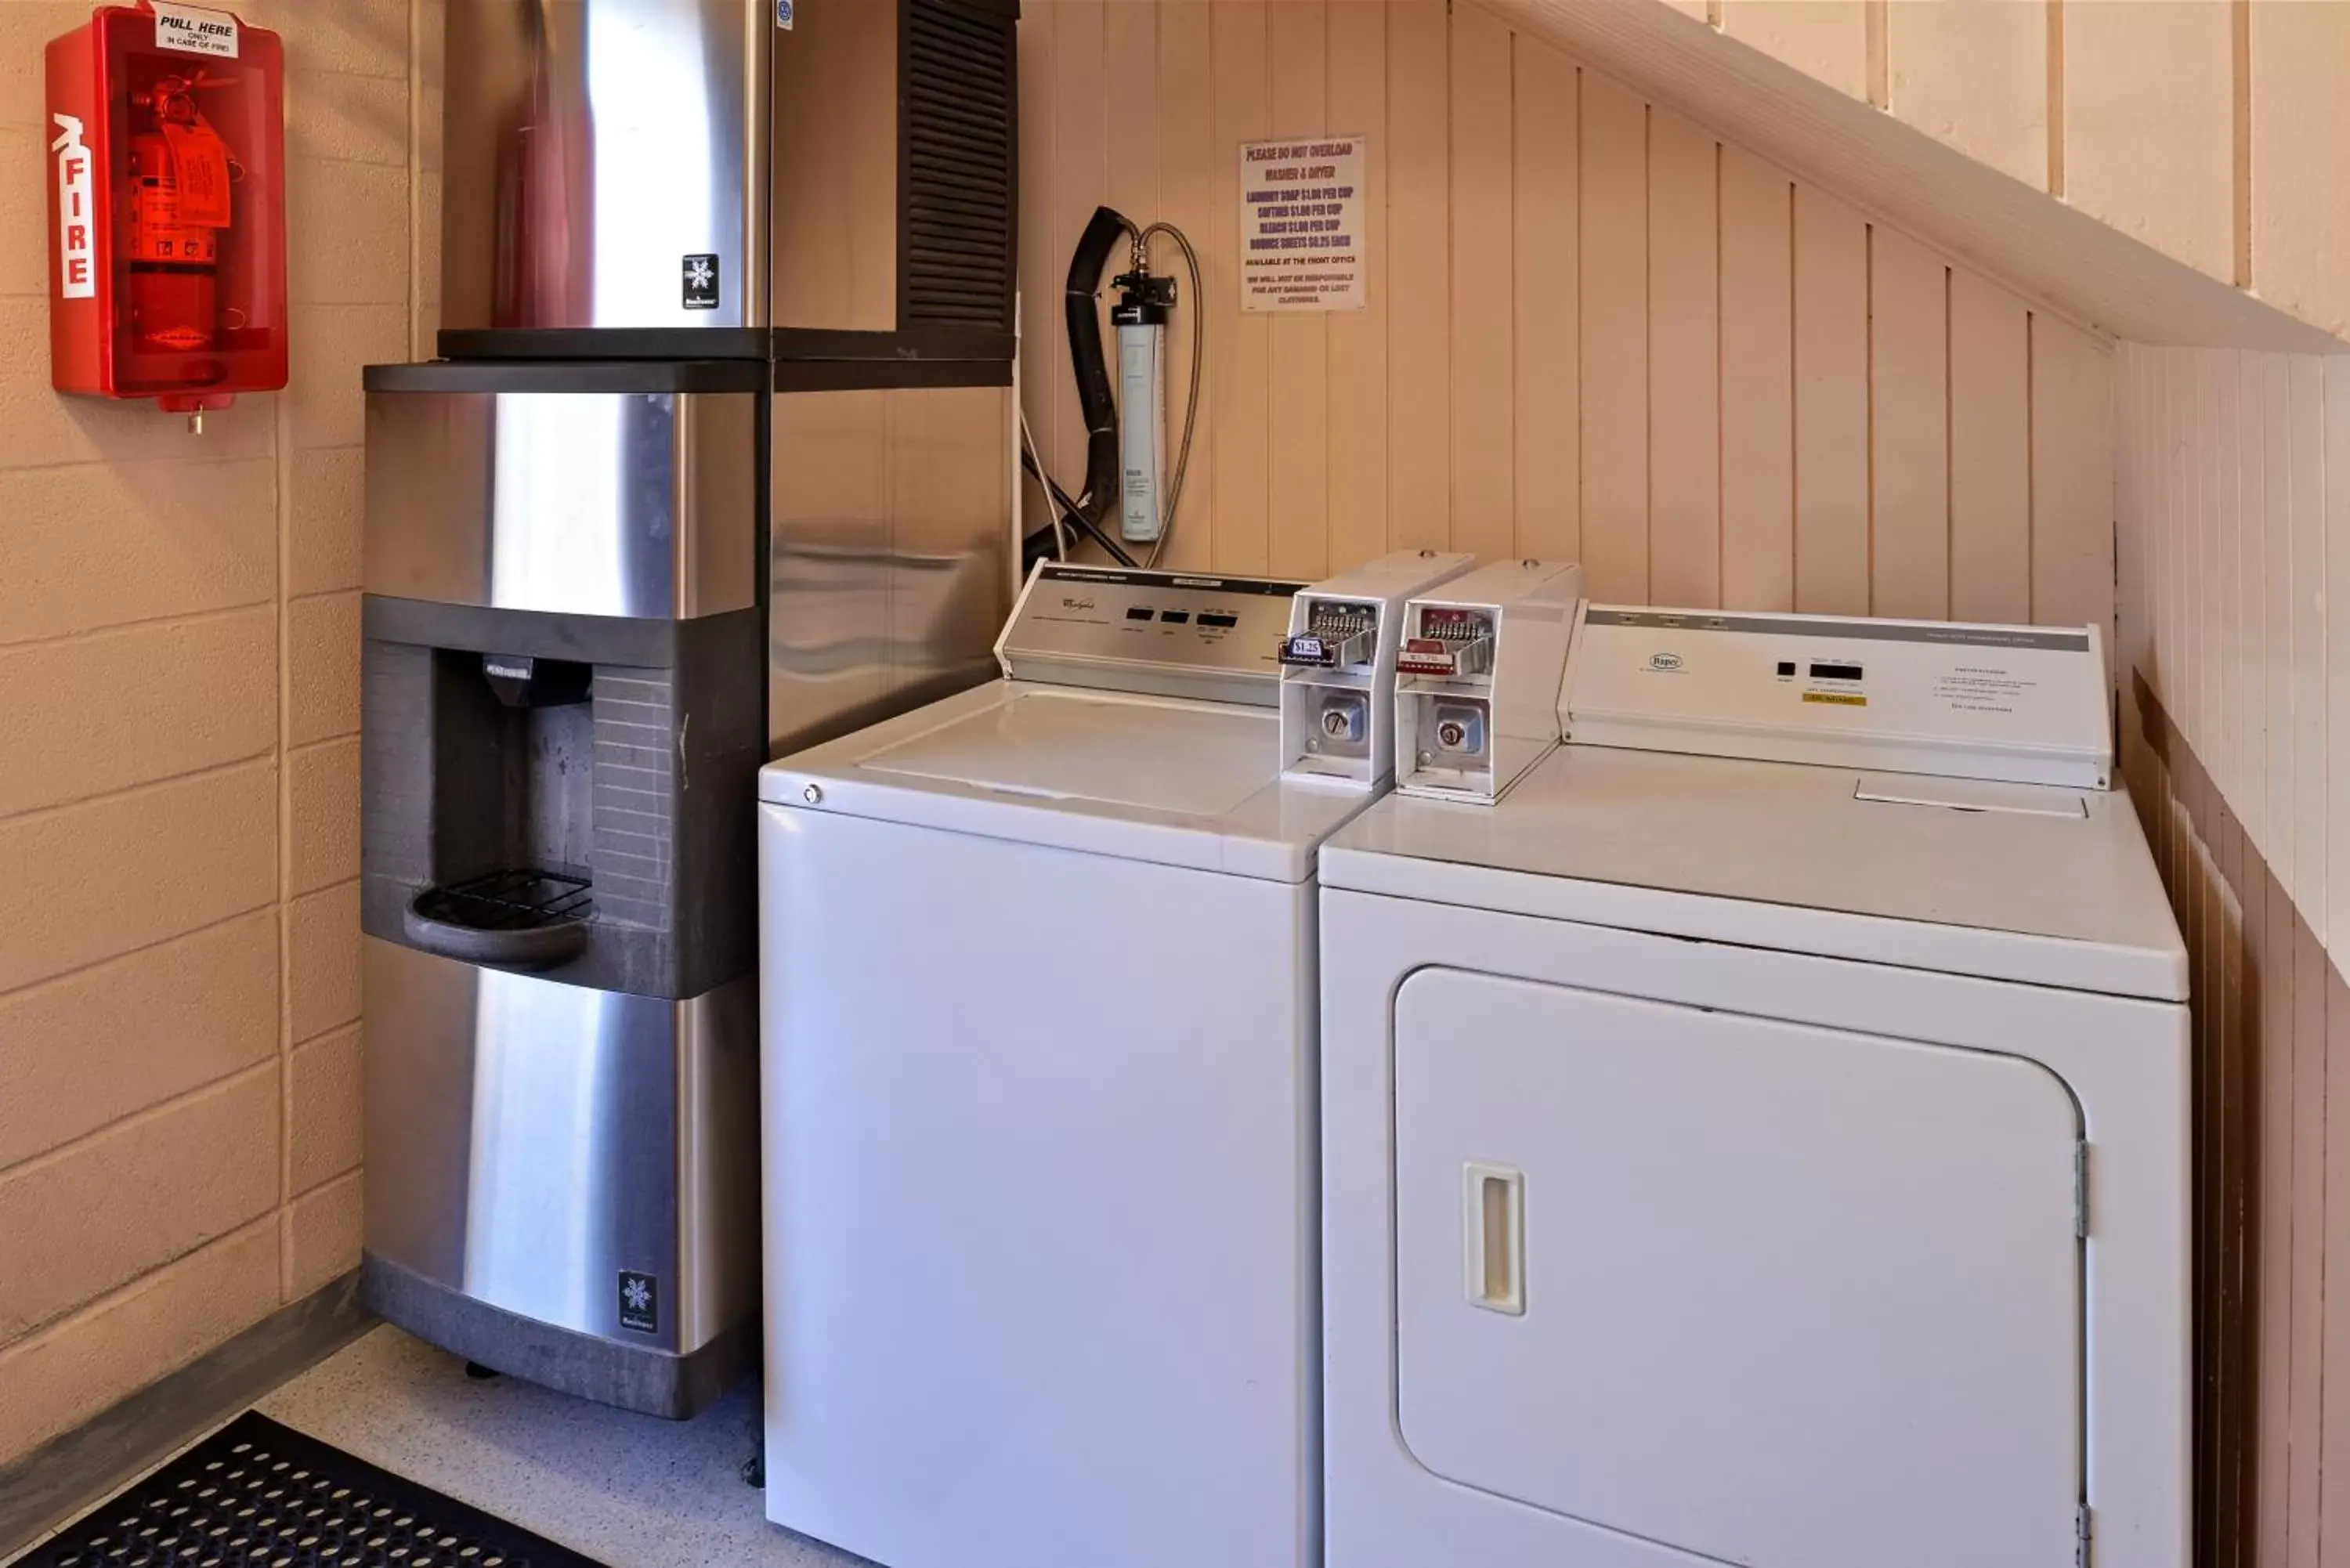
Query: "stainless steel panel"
440 0 770 332
363 938 759 1353
768 385 1014 753
365 389 757 619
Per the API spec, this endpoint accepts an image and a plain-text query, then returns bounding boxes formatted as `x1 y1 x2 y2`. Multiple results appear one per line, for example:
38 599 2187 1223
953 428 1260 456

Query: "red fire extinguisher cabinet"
47 3 287 414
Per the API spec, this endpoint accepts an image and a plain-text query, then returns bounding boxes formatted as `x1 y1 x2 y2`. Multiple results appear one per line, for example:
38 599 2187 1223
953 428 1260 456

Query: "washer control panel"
996 562 1303 703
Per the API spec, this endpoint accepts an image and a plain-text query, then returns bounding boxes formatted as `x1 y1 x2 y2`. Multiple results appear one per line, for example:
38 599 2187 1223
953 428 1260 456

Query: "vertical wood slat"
1719 0 1871 101
1325 0 1389 573
2062 0 2237 286
1882 0 2049 190
1103 4 1160 254
2264 356 2296 903
2328 360 2350 1006
2029 315 2114 634
1947 272 2030 624
2221 812 2251 1568
1048 2 1108 484
1510 33 1578 565
1155 0 1217 571
1792 184 1869 615
2321 359 2350 1568
2157 352 2185 740
2187 352 2210 768
1867 226 1949 620
2254 839 2290 1568
2239 359 2270 873
2159 350 2179 721
2247 2 2350 345
2275 879 2312 1568
1386 0 1449 552
1209 0 1271 573
2214 356 2241 821
1647 107 1720 609
2289 357 2326 943
2293 916 2329 1568
1267 0 1330 582
1718 147 1793 612
1578 70 1648 602
1448 2 1515 565
2181 352 2207 771
2187 769 2213 1568
1101 0 1162 562
1014 2 1058 533
2130 345 2157 695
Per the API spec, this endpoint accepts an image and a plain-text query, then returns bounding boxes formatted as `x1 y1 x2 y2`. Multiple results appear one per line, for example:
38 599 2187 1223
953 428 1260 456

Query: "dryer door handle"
1463 1161 1525 1316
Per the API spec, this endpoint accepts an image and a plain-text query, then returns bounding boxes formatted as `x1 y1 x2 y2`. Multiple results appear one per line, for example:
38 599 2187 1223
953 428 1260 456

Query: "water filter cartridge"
1117 317 1166 542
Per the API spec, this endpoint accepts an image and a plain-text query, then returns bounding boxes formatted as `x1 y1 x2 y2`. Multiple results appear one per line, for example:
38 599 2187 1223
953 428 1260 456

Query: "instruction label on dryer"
1936 667 2038 717
1238 137 1366 313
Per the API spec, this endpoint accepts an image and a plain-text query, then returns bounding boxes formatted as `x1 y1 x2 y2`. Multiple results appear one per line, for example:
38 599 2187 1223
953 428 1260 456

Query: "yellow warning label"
1802 692 1868 707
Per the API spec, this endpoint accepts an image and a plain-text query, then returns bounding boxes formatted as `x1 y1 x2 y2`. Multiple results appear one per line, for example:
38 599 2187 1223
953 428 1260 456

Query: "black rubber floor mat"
16 1411 608 1568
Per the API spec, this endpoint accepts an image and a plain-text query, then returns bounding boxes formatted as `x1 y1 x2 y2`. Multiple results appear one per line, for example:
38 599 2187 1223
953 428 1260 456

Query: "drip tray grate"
409 869 593 933
17 1411 606 1567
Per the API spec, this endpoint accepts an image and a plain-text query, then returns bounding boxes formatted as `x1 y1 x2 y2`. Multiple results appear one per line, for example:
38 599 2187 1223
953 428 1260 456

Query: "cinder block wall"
0 0 439 1467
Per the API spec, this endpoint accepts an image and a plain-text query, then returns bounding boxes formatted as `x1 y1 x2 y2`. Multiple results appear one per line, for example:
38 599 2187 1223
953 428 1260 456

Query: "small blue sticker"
776 0 794 28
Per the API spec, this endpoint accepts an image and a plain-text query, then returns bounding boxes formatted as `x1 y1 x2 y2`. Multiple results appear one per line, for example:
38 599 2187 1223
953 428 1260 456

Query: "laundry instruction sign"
1238 137 1366 313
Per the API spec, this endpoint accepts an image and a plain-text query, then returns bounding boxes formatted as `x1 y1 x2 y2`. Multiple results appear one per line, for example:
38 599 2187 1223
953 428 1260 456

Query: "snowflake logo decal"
685 257 714 291
618 1270 659 1330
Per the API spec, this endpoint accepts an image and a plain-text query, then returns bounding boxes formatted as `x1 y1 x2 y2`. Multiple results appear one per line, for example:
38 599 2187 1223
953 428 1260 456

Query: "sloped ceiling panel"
1482 0 2344 354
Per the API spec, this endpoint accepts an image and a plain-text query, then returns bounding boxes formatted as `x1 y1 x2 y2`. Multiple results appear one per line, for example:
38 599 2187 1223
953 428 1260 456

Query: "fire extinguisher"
124 73 237 356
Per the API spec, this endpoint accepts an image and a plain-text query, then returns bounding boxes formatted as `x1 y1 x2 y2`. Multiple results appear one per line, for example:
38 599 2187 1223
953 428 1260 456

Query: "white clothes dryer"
1319 605 2190 1568
756 552 1473 1568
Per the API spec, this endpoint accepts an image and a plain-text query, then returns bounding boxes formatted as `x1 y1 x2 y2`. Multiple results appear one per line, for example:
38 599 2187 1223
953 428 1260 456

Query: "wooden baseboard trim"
0 1271 373 1559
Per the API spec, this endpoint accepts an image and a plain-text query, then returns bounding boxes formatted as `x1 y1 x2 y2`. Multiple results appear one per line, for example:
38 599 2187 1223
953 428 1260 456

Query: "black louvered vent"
902 0 1017 331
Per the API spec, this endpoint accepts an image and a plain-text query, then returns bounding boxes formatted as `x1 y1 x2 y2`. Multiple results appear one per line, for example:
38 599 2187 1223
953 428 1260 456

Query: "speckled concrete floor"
255 1325 869 1568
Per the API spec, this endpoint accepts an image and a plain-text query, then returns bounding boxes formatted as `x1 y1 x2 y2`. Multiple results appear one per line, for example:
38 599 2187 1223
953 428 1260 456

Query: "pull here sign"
152 2 240 58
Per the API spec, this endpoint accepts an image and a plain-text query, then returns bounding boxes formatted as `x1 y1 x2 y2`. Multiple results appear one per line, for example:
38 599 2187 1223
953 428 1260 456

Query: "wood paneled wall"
2116 341 2350 1567
1016 0 2113 634
1645 0 2350 345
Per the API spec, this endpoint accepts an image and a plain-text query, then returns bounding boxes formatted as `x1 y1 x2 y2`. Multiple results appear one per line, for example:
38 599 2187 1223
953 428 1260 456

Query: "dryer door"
1393 968 2082 1568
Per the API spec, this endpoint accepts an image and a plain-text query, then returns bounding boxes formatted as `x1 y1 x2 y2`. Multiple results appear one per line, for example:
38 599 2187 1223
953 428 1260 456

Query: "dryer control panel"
1563 606 2112 789
995 562 1304 705
1279 550 1477 789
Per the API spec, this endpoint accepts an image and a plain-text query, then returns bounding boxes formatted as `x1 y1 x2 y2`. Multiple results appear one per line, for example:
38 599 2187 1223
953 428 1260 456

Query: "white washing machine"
1319 606 2191 1568
756 552 1473 1568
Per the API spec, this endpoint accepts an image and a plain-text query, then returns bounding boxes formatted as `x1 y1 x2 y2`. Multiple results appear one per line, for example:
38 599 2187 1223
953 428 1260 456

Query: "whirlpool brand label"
618 1271 660 1334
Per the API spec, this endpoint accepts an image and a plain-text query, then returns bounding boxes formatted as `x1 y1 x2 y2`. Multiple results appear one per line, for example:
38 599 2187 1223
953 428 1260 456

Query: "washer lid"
761 681 1372 882
1321 742 2187 1000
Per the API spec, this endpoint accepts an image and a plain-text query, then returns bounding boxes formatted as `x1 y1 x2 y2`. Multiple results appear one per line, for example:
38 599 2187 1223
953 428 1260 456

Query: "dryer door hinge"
2074 1141 2090 1239
2076 1501 2093 1566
